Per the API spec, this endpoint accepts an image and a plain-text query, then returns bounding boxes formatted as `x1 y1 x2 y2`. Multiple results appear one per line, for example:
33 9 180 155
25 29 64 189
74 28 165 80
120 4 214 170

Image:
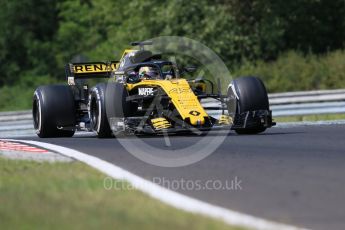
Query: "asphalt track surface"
19 124 345 230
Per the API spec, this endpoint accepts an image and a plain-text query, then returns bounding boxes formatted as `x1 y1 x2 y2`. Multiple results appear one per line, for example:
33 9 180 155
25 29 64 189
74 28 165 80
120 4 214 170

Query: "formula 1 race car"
32 41 275 138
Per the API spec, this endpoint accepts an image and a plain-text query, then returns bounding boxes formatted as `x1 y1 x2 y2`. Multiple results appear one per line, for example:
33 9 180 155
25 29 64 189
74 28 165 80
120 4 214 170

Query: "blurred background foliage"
1 0 345 110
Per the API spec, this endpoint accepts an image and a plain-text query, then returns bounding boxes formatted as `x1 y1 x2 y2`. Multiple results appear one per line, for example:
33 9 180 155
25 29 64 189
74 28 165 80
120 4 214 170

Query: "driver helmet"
139 66 158 79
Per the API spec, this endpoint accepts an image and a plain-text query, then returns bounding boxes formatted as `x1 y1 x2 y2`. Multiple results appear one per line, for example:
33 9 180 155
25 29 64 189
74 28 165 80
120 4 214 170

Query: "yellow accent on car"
73 63 118 74
151 117 172 130
127 79 208 126
218 114 232 125
190 81 207 93
120 49 138 59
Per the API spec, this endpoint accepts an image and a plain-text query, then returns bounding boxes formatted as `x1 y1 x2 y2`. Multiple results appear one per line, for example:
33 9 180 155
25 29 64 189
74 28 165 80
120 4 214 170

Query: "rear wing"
65 61 119 83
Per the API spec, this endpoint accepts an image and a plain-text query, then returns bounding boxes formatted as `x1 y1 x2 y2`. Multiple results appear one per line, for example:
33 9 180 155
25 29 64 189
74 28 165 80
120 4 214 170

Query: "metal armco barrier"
1 89 344 137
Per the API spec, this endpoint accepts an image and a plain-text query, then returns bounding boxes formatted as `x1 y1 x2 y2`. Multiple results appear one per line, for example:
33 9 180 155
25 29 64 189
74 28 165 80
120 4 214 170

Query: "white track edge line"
3 138 308 230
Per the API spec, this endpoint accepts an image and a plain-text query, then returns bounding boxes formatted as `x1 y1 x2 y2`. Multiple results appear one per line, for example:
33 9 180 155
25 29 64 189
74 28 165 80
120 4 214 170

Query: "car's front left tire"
89 82 136 137
89 83 113 138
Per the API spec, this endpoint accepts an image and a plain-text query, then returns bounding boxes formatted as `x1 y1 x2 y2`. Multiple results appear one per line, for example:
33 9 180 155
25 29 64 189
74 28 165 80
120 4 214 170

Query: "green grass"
275 113 345 123
0 84 37 111
0 158 242 230
232 50 345 93
0 74 59 112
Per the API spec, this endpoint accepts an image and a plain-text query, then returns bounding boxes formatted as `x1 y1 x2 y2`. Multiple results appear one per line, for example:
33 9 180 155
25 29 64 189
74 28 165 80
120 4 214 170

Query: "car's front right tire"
227 76 271 135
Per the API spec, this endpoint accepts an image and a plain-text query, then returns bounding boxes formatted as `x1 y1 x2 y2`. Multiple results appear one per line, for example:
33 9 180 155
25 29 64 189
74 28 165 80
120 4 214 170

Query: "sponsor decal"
74 63 117 73
138 87 154 96
168 87 192 94
189 110 201 116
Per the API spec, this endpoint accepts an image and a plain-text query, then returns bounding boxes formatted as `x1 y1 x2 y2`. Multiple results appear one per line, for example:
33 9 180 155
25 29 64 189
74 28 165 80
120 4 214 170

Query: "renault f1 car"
32 41 275 138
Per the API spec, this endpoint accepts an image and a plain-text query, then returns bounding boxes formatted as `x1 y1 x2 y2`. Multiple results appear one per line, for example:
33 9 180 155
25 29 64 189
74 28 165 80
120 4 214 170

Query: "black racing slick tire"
105 82 135 118
33 85 76 138
228 76 269 135
89 82 136 138
89 83 112 138
233 127 267 135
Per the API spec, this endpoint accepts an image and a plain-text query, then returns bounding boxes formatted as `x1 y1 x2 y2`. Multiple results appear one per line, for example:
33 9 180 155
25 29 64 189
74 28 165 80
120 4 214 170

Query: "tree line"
1 0 345 86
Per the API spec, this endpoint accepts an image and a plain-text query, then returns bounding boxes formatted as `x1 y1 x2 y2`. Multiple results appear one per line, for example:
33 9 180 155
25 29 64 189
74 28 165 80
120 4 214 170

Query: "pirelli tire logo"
138 88 154 96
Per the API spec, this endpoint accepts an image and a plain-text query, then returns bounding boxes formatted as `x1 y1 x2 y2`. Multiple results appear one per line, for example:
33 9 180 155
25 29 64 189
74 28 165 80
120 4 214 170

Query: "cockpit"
125 62 179 83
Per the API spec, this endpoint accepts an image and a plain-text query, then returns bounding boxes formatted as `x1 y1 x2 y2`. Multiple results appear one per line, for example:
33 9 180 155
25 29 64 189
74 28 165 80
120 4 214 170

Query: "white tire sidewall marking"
88 87 103 133
34 91 42 134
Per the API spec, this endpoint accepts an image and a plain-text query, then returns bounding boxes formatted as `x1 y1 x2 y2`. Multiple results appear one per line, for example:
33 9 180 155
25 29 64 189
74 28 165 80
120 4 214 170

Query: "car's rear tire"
227 76 269 135
33 85 76 138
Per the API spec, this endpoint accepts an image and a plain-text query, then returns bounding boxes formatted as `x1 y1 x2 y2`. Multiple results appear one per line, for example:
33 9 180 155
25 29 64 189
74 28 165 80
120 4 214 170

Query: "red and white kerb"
0 141 48 153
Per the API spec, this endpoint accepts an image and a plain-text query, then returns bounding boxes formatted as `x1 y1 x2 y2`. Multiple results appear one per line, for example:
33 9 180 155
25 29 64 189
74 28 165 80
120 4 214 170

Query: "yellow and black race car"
32 41 275 138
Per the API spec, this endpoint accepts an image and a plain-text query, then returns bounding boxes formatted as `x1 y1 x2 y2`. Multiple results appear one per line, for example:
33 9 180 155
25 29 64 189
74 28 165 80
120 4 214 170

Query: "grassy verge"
0 158 242 230
0 84 38 111
0 75 58 112
274 113 345 123
233 50 345 93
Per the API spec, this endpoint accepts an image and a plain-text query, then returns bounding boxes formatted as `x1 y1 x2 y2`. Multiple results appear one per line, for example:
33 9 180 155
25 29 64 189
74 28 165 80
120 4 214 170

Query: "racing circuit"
1 88 345 230
2 122 345 230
